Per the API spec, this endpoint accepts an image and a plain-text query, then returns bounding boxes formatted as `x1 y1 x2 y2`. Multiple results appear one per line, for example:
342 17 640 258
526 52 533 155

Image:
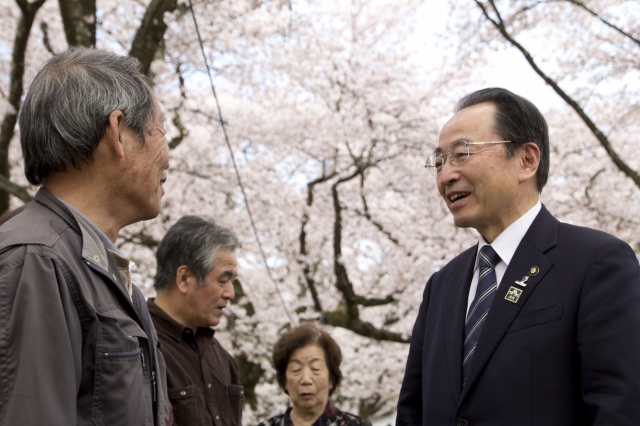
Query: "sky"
408 0 565 114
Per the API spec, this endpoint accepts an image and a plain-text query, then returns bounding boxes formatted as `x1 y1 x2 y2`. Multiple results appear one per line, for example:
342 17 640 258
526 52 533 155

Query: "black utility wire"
187 0 294 323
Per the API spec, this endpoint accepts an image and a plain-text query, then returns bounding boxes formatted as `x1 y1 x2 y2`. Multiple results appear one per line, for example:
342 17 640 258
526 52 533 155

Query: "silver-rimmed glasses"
425 140 512 176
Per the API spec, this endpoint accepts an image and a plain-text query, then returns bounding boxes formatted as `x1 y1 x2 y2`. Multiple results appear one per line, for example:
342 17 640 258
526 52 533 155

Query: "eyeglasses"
425 140 512 176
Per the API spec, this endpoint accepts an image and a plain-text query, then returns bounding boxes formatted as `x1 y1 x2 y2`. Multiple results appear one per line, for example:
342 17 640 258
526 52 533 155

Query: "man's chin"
451 214 474 229
139 201 162 221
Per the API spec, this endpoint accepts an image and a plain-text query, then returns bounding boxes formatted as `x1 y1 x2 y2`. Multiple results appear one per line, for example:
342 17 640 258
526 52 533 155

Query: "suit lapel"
443 245 477 404
459 206 559 404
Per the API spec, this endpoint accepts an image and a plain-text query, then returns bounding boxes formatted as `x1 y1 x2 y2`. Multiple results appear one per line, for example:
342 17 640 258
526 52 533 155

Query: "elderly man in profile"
148 215 244 426
0 48 171 425
397 88 640 425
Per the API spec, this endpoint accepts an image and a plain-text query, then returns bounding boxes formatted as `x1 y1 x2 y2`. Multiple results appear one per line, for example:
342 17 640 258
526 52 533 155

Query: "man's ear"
175 265 194 295
102 110 126 159
518 142 540 184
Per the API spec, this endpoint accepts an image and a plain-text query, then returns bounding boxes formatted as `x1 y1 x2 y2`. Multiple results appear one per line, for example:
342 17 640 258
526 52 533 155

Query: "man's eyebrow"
218 270 237 279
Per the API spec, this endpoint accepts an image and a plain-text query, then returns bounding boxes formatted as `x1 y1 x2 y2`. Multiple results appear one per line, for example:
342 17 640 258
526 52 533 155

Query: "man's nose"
439 155 459 184
223 280 236 300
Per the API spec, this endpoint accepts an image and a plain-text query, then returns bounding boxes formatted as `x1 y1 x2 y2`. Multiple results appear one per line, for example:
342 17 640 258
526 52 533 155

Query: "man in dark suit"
397 88 640 426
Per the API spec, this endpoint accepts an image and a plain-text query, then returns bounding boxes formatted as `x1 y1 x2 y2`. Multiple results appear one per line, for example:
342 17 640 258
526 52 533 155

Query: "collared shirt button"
457 420 468 426
207 383 212 388
180 390 187 396
93 255 100 262
215 415 220 420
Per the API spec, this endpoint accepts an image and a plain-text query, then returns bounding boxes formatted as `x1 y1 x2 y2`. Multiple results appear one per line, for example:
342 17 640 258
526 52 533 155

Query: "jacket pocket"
226 384 244 426
168 384 199 426
508 305 563 334
91 311 150 426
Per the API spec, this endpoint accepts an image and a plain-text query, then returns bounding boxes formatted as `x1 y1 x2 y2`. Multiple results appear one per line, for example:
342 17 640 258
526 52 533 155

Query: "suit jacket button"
457 420 468 426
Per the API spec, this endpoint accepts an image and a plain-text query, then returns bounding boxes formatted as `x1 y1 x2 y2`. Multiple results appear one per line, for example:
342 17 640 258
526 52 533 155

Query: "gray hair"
154 215 242 292
19 47 155 185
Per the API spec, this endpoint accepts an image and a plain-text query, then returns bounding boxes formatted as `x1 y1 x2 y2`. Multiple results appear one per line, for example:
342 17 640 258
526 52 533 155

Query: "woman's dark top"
257 402 372 426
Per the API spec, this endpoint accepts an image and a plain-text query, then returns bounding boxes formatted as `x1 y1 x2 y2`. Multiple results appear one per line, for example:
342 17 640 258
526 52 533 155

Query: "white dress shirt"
466 201 542 315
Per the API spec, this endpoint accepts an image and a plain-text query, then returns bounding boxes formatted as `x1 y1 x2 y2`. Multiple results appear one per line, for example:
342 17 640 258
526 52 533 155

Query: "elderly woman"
258 324 372 426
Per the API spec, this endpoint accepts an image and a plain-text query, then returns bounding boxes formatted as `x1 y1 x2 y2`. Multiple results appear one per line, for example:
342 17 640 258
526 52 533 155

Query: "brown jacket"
0 188 170 426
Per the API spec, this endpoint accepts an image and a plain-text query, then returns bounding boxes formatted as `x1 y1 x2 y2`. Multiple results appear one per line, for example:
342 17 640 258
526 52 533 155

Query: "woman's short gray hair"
154 216 242 292
19 47 155 185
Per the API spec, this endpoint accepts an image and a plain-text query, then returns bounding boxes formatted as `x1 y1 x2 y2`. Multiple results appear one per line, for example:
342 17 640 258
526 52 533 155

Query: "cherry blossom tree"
3 0 639 422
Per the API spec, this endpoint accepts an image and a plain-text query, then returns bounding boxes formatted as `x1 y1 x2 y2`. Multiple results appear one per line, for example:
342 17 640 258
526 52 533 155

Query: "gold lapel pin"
514 276 528 287
529 266 540 276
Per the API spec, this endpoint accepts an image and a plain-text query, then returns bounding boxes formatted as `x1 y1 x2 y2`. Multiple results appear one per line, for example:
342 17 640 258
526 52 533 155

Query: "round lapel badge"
529 266 540 276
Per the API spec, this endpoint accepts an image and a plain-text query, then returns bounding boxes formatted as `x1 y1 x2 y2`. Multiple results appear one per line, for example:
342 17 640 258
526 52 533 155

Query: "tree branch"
322 303 409 343
354 173 413 256
117 230 160 249
40 21 57 56
296 169 340 312
57 0 96 46
327 168 406 342
168 113 189 150
474 0 640 189
0 175 32 202
563 0 640 47
353 294 395 307
129 0 178 76
584 168 605 206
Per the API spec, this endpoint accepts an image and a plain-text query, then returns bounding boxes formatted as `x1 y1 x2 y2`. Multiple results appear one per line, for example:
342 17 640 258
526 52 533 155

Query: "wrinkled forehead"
437 103 498 150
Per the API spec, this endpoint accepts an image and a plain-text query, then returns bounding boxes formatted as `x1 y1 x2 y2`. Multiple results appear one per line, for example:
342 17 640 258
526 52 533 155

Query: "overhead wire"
186 0 294 323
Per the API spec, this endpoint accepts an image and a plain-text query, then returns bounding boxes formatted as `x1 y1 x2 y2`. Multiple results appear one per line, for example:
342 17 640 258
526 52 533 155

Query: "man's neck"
480 196 540 243
44 178 122 243
154 292 197 332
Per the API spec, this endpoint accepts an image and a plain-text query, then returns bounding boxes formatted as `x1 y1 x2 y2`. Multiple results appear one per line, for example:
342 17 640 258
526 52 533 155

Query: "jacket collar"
34 188 134 303
35 188 111 271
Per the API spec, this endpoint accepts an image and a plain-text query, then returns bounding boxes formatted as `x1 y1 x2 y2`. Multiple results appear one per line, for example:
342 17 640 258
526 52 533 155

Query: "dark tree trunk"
129 0 178 76
57 0 96 47
0 0 47 215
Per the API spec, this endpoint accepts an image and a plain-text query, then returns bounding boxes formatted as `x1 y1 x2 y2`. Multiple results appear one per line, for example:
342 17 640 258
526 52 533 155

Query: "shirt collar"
147 298 215 342
476 201 541 268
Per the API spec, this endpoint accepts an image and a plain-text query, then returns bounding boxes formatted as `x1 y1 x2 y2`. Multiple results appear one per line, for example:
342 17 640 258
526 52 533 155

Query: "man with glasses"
397 88 640 426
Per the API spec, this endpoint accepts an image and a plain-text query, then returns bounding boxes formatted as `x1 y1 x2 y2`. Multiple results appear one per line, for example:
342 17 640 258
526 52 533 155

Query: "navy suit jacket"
397 205 640 426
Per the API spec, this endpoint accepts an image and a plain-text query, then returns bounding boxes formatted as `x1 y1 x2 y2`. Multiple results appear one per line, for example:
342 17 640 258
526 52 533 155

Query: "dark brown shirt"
148 298 243 426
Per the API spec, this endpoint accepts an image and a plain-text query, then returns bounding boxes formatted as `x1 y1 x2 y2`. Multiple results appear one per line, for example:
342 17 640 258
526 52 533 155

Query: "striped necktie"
463 244 501 386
